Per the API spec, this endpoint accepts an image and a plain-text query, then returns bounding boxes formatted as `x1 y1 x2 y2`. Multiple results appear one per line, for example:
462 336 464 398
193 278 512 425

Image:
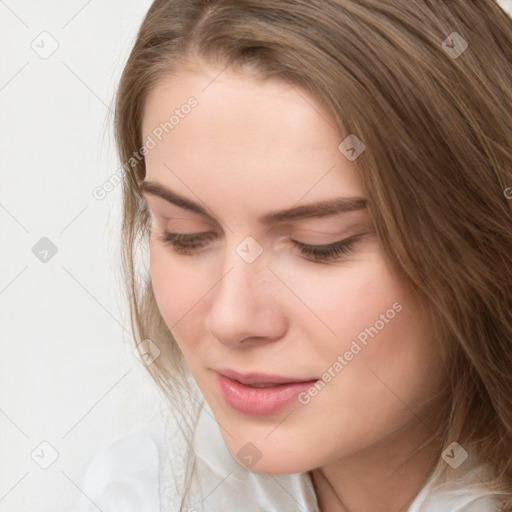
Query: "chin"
221 435 320 476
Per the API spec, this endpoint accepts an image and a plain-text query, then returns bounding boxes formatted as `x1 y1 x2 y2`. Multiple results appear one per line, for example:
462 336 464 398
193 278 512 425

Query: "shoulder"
74 431 160 512
408 462 505 512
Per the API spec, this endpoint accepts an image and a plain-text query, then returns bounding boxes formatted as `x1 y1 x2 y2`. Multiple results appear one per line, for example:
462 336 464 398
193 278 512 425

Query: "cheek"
304 273 443 436
286 256 442 413
274 254 401 344
149 247 209 350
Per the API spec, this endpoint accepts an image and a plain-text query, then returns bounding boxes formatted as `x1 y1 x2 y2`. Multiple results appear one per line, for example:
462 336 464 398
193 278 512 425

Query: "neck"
310 412 444 512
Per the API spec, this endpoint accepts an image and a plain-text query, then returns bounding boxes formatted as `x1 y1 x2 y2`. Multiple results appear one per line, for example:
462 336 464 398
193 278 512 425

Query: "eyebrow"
139 180 368 225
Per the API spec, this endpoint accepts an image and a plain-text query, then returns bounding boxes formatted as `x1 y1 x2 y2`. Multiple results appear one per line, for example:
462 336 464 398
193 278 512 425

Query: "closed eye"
156 231 365 263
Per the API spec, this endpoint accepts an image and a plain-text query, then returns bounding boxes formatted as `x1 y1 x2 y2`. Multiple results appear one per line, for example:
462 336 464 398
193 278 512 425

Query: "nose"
204 250 288 348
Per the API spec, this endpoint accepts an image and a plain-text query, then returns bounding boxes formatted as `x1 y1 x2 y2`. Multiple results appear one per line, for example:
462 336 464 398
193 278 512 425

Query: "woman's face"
141 62 446 475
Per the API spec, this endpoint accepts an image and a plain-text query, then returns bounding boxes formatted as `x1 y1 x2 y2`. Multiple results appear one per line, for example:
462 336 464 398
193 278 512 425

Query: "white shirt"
74 403 504 512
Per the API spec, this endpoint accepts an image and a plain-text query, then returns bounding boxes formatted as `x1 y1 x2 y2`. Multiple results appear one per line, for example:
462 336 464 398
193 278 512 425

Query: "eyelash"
156 231 362 263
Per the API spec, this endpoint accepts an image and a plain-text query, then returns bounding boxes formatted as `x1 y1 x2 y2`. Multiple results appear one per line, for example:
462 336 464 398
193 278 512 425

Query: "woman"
76 0 512 511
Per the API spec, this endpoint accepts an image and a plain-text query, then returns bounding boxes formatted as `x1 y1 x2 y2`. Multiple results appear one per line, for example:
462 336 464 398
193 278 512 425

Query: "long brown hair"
113 1 512 509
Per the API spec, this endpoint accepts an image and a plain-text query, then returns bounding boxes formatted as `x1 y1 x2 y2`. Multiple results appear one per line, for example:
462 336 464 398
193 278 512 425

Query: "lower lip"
217 373 317 416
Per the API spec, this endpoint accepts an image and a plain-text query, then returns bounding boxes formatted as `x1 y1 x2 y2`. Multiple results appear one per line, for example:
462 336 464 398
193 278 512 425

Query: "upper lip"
215 367 318 386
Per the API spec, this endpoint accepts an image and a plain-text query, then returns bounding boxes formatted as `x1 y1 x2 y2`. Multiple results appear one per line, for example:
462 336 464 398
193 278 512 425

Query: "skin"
140 60 448 512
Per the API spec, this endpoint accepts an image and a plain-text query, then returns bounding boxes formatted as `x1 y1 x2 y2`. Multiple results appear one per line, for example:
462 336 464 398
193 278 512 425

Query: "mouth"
215 368 319 416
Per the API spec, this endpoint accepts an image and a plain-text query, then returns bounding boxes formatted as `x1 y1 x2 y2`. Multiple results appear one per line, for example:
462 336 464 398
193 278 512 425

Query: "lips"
217 368 316 385
215 368 318 416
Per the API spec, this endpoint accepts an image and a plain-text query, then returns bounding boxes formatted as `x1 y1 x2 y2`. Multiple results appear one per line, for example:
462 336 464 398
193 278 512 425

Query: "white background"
1 1 511 511
0 1 165 511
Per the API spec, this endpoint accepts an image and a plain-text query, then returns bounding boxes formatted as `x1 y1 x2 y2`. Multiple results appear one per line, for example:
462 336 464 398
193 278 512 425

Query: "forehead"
141 67 364 217
143 67 334 149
